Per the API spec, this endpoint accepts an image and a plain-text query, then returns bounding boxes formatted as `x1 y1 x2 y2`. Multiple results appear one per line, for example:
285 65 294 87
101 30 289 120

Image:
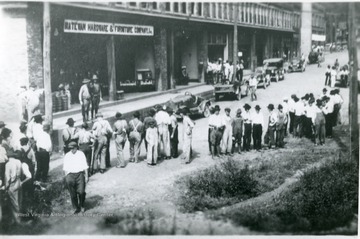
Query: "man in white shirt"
282 98 289 136
221 108 233 155
305 98 317 141
293 96 305 138
330 66 337 88
63 141 89 214
25 83 44 122
252 105 264 151
34 123 52 182
249 74 258 101
267 104 278 149
288 94 296 135
323 96 335 138
79 79 91 122
242 104 252 151
332 89 344 125
155 105 171 159
325 65 331 86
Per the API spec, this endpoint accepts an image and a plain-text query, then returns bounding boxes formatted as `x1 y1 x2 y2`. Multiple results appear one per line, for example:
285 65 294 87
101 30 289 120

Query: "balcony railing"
88 2 301 31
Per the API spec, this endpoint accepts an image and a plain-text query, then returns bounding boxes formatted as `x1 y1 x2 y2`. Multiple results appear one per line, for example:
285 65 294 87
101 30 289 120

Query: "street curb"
53 83 206 119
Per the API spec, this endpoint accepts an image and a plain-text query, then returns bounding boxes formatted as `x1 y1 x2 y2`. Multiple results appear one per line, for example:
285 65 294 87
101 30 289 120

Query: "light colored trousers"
115 136 126 167
129 131 142 162
182 134 192 163
158 124 170 157
95 136 108 170
221 127 233 153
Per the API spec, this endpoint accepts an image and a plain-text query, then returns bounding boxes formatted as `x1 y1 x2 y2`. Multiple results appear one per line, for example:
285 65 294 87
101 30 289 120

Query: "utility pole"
43 2 53 131
348 2 359 165
233 2 239 82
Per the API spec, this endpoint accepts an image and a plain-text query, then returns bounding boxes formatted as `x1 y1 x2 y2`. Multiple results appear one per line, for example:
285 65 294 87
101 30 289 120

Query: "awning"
312 34 326 42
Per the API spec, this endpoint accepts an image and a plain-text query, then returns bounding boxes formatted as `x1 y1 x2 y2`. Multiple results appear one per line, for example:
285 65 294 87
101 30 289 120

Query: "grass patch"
176 148 332 213
229 158 358 234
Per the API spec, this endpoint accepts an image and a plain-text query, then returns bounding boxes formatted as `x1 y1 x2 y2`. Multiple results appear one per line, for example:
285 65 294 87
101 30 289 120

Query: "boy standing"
146 121 158 166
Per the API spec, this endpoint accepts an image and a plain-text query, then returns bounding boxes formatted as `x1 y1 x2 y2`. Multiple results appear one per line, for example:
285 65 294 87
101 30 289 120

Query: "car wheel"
203 105 210 118
215 94 219 101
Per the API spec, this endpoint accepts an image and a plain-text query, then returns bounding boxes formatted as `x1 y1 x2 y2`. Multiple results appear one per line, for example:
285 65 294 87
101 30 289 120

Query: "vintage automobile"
308 51 325 64
165 92 211 118
254 67 271 89
263 58 285 82
288 58 306 72
214 69 252 101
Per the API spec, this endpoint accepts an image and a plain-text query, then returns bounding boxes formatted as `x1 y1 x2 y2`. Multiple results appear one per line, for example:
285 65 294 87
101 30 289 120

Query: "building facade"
0 2 305 122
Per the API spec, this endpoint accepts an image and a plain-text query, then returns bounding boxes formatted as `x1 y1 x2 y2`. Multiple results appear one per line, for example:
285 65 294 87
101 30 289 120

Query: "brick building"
0 2 308 122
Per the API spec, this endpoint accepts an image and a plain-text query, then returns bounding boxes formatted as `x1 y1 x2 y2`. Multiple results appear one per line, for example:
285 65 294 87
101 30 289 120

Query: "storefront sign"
312 34 326 42
64 20 154 36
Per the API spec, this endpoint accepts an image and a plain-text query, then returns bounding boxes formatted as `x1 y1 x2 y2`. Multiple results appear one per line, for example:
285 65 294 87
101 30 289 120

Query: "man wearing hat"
282 98 289 136
25 83 44 122
180 107 195 164
167 107 179 158
249 74 258 101
323 95 334 138
267 104 277 149
231 109 243 154
221 108 233 155
128 111 144 163
73 122 94 174
314 99 326 145
63 141 89 214
34 123 52 182
145 119 158 166
92 113 113 173
90 75 102 120
142 108 157 153
242 104 252 151
288 94 296 135
62 118 78 154
208 105 225 158
79 78 91 122
252 105 264 151
113 112 128 168
155 105 171 160
293 96 305 138
276 104 287 148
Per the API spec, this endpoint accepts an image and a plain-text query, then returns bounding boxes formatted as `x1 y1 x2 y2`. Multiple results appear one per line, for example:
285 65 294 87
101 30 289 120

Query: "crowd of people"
207 87 343 158
206 58 244 85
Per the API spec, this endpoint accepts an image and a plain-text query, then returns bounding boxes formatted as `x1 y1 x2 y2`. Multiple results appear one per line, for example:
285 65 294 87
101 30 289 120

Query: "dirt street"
39 51 352 234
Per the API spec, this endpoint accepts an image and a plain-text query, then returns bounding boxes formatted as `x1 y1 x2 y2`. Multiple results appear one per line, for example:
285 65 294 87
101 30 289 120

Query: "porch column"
250 31 257 71
167 29 175 89
197 30 208 83
106 36 117 101
154 27 168 91
300 2 312 56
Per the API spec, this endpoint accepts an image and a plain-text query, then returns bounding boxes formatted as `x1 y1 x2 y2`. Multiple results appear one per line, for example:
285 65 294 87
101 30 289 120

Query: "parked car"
165 92 211 118
254 67 271 89
288 58 306 72
263 58 285 82
308 51 325 64
214 70 251 101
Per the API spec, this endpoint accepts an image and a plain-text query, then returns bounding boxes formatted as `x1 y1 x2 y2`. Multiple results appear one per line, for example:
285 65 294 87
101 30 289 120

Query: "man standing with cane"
63 142 89 214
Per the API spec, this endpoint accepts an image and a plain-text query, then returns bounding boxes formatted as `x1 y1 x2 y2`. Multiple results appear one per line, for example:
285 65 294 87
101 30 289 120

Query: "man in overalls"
128 111 144 163
92 113 113 174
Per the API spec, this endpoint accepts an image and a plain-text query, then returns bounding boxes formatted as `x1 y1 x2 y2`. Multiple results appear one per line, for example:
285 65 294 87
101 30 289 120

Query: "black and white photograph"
0 1 359 237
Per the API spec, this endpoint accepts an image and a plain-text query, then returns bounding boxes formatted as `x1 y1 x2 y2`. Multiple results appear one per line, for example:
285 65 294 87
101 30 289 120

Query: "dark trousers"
315 122 326 144
35 150 50 181
79 143 92 174
293 115 303 138
208 128 212 153
105 136 111 167
276 127 285 147
303 117 313 139
91 96 100 119
268 125 276 148
0 163 5 185
232 132 242 153
252 124 262 150
325 73 330 86
289 112 295 134
325 113 333 137
169 127 178 157
243 124 252 151
81 99 91 122
65 172 86 210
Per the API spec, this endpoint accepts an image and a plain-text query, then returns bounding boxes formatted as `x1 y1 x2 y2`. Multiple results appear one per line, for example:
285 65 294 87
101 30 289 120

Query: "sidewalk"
51 83 214 152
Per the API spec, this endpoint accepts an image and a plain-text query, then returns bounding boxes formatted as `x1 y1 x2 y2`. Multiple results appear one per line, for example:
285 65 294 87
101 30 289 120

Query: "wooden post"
349 2 359 164
106 36 116 101
43 2 53 130
233 3 239 81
